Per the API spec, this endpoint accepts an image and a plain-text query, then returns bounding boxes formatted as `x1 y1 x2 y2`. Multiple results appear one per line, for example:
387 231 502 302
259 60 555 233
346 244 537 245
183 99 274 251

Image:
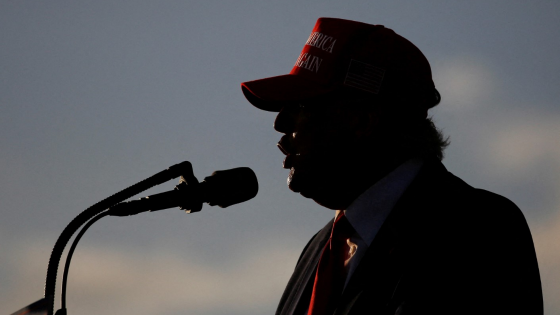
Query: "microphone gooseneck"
44 161 199 315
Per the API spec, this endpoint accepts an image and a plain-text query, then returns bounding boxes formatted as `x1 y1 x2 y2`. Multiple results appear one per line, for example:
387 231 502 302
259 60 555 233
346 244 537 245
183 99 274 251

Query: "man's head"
273 94 383 209
241 18 448 209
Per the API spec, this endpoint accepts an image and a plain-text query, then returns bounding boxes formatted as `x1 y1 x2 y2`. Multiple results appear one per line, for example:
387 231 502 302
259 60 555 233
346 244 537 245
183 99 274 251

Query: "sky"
1 1 559 314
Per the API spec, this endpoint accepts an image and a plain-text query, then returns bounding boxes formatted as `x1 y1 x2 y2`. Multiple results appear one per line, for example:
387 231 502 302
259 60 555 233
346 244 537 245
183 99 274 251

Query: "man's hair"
310 90 450 161
337 91 450 161
375 94 450 161
381 116 450 161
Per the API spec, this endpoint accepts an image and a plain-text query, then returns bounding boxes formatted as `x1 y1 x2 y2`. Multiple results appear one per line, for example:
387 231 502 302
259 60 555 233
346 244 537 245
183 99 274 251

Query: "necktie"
308 212 355 315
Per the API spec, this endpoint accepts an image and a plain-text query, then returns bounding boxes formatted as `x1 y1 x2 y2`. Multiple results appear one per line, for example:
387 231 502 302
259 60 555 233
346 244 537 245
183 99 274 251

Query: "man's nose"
274 107 295 133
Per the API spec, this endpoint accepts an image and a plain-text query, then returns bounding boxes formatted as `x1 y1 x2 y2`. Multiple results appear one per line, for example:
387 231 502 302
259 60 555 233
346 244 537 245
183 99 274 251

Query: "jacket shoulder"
424 170 543 314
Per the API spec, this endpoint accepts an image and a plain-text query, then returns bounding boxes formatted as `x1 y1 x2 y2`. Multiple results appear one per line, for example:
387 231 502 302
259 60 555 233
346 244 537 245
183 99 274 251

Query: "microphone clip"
175 161 203 213
176 178 203 213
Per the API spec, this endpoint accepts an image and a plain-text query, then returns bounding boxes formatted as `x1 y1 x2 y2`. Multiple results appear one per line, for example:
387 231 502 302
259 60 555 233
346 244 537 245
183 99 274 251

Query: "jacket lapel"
335 210 406 315
277 219 333 315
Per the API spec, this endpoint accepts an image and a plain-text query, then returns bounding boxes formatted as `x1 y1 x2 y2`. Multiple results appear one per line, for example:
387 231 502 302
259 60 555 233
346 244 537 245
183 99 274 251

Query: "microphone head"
202 167 259 208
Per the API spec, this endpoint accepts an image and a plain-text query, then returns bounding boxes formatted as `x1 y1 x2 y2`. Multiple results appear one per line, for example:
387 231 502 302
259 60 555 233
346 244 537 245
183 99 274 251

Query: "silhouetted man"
241 18 542 315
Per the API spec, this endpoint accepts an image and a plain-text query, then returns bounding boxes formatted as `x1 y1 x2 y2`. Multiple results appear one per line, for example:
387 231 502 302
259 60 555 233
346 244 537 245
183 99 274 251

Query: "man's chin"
297 188 315 198
286 167 351 210
290 179 342 210
287 168 321 198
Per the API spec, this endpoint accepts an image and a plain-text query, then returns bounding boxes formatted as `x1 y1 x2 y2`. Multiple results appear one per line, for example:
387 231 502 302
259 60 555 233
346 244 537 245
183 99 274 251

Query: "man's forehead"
297 94 376 109
278 97 375 120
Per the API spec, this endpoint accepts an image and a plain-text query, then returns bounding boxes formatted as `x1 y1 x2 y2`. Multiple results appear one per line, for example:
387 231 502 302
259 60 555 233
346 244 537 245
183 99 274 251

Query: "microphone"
109 167 258 216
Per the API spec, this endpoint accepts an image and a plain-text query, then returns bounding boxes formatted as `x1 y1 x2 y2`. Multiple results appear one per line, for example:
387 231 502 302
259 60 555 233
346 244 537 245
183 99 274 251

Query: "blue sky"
2 1 559 314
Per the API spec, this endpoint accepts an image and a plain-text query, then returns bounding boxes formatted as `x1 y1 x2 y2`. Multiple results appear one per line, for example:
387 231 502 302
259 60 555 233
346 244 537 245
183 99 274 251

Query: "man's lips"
277 135 295 169
283 155 295 169
277 135 292 155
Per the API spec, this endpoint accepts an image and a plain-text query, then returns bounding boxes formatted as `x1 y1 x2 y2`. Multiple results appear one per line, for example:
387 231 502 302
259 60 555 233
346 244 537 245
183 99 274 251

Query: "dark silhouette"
241 18 542 314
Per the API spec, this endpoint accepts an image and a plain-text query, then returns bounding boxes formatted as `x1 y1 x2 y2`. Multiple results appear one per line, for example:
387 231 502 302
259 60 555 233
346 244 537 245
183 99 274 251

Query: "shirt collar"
336 158 424 246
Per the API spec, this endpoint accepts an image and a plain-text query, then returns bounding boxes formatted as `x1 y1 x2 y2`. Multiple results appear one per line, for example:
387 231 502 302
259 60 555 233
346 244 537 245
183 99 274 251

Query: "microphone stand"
10 161 202 315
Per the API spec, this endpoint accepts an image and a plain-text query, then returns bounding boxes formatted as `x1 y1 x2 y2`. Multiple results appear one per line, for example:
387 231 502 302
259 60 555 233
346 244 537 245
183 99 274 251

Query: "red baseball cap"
241 18 439 113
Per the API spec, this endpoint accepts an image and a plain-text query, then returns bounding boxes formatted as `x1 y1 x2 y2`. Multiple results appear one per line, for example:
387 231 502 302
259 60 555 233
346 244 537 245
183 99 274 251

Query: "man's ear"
352 108 379 138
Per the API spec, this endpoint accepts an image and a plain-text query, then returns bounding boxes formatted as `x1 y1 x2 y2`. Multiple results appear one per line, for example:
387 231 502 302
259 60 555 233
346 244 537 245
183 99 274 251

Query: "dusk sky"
2 1 559 314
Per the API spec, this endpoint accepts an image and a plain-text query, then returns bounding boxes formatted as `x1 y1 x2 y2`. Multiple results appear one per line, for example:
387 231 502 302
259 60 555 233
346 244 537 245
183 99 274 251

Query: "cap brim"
241 74 335 112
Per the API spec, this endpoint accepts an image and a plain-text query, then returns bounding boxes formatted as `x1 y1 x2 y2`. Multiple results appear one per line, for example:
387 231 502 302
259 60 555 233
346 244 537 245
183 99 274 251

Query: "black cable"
59 211 110 313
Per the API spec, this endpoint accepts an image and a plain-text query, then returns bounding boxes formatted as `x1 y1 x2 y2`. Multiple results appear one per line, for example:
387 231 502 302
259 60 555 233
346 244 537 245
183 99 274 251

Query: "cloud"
486 113 560 172
475 110 560 219
433 55 495 111
533 211 560 315
3 239 301 315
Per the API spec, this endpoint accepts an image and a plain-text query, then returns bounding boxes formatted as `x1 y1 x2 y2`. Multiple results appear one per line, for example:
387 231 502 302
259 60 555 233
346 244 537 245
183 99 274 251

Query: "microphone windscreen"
203 167 259 208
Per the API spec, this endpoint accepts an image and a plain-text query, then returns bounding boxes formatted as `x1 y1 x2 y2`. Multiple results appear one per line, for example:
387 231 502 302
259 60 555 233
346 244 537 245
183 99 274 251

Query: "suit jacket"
276 159 543 315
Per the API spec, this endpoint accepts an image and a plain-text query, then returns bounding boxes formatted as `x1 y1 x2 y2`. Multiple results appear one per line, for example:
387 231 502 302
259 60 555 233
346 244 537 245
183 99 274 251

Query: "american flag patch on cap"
343 59 385 94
